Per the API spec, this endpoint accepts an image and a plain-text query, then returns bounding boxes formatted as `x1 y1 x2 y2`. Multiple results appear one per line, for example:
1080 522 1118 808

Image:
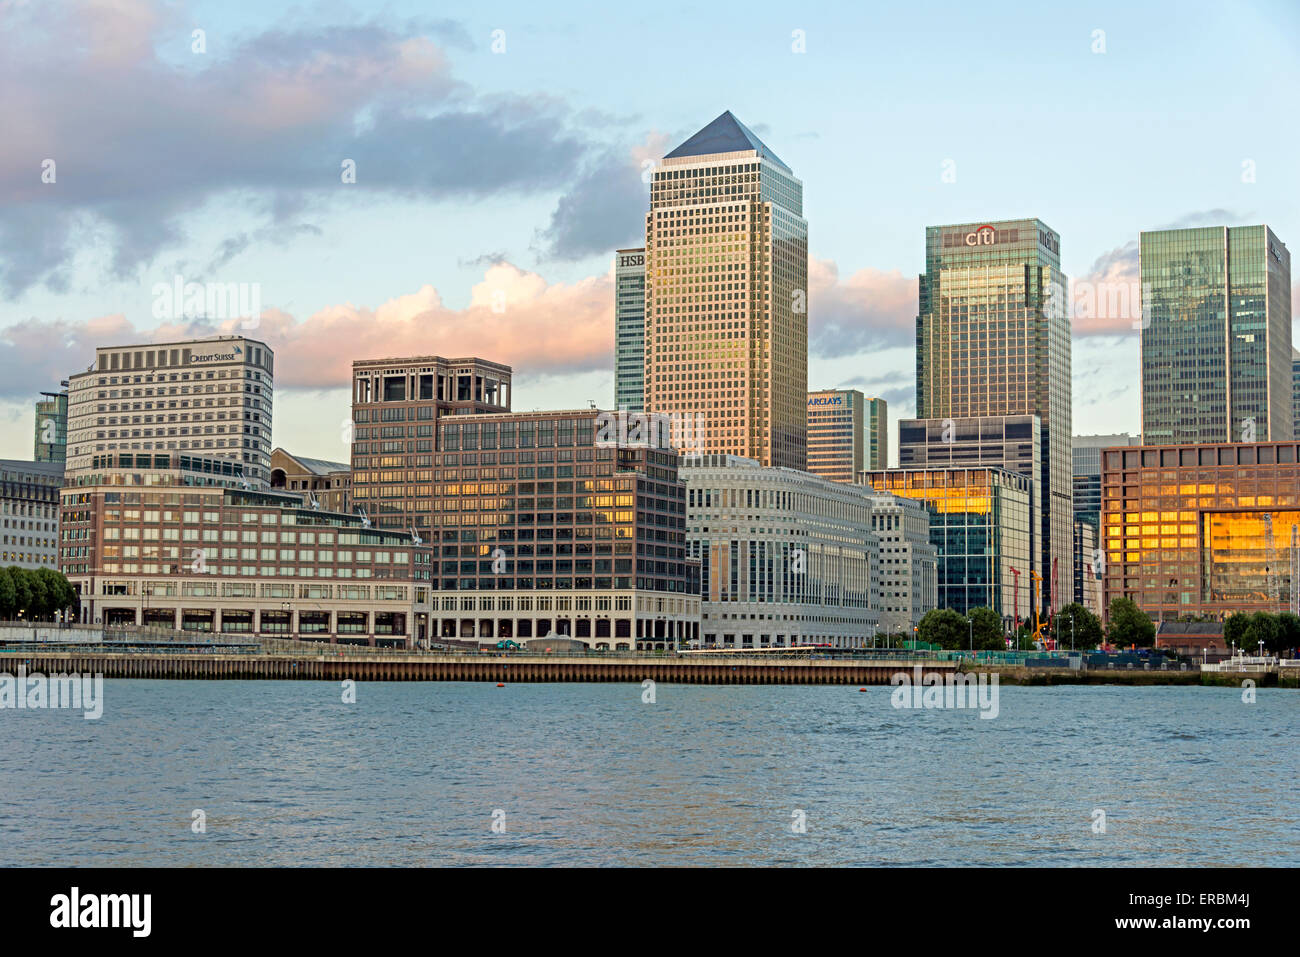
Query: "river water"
1 680 1294 866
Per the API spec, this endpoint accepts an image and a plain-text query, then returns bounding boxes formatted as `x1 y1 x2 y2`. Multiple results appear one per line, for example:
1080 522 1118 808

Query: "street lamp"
1069 614 1075 653
967 616 973 654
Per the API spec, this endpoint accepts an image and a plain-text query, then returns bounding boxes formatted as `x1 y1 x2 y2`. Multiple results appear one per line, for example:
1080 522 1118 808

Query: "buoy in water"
859 687 868 692
496 682 505 687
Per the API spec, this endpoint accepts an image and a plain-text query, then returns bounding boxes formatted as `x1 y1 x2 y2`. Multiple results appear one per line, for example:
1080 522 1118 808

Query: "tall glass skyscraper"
865 396 888 469
644 110 808 469
1294 349 1300 439
916 219 1071 615
614 248 646 411
1140 225 1292 444
34 387 68 463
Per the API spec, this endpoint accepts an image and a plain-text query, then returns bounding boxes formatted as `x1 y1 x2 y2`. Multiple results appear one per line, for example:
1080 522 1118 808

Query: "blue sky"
1 0 1297 464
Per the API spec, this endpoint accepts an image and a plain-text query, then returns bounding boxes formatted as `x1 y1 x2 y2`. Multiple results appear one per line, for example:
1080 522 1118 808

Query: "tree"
34 568 75 620
1054 603 1103 650
967 606 1004 650
1106 596 1155 648
1277 613 1300 655
1223 612 1250 649
916 608 967 650
1241 612 1280 655
6 567 33 618
0 568 15 619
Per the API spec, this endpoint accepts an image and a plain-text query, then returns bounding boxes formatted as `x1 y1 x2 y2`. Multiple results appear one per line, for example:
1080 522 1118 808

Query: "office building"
350 356 512 530
270 449 352 514
899 413 1042 592
34 386 68 463
1100 440 1300 621
614 247 647 411
860 466 1034 627
644 110 808 469
916 219 1071 614
867 493 939 636
426 409 700 650
806 389 889 483
682 455 880 649
1073 432 1141 612
1 459 64 569
866 396 888 470
806 389 862 482
65 336 274 486
1293 349 1300 440
1072 433 1142 530
1140 225 1292 444
59 452 432 645
1072 518 1102 617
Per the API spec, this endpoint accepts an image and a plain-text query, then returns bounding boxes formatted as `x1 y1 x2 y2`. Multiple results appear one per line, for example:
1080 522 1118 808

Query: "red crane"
1009 566 1021 637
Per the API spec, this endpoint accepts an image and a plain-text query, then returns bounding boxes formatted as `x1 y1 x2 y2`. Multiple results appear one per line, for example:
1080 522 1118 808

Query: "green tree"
1054 603 1103 650
34 568 75 620
1240 612 1280 655
916 608 967 650
967 606 1004 650
1223 612 1250 649
6 567 33 618
1106 596 1155 648
0 568 16 619
25 570 51 619
1276 613 1300 654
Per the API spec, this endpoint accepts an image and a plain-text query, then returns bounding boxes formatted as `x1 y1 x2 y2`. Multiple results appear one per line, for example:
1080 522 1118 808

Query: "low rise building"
1101 440 1300 621
270 449 352 514
867 493 938 636
859 466 1034 628
1 459 64 570
426 409 700 651
682 454 881 650
59 452 431 647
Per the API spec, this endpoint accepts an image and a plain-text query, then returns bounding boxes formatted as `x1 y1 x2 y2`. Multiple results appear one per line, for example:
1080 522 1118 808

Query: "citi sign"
964 225 996 246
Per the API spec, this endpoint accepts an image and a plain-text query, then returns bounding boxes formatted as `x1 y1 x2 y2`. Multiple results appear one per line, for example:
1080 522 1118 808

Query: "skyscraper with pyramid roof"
643 111 808 469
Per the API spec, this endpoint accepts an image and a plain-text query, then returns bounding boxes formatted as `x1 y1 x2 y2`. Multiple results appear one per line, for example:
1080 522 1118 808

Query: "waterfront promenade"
3 647 1296 685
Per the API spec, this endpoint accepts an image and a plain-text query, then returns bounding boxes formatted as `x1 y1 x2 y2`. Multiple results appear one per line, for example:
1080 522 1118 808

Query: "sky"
2 0 1298 467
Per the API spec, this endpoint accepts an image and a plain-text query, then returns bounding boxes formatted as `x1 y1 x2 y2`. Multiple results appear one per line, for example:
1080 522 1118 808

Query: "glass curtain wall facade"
1101 441 1300 620
427 410 700 650
1140 225 1292 444
916 220 1070 616
614 248 646 412
644 110 808 469
866 397 888 470
860 467 1032 627
34 390 68 463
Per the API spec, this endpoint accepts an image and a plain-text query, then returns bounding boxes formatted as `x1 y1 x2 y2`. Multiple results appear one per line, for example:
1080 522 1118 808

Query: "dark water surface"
1 680 1295 866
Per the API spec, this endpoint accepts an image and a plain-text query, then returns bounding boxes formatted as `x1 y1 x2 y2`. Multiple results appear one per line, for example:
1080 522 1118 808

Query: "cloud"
0 1 598 294
0 261 616 398
808 258 917 356
536 133 667 261
1069 240 1141 337
1159 209 1247 230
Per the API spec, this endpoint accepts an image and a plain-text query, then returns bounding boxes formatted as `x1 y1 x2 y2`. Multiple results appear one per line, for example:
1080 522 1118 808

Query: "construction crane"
1029 570 1052 651
1009 565 1021 647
